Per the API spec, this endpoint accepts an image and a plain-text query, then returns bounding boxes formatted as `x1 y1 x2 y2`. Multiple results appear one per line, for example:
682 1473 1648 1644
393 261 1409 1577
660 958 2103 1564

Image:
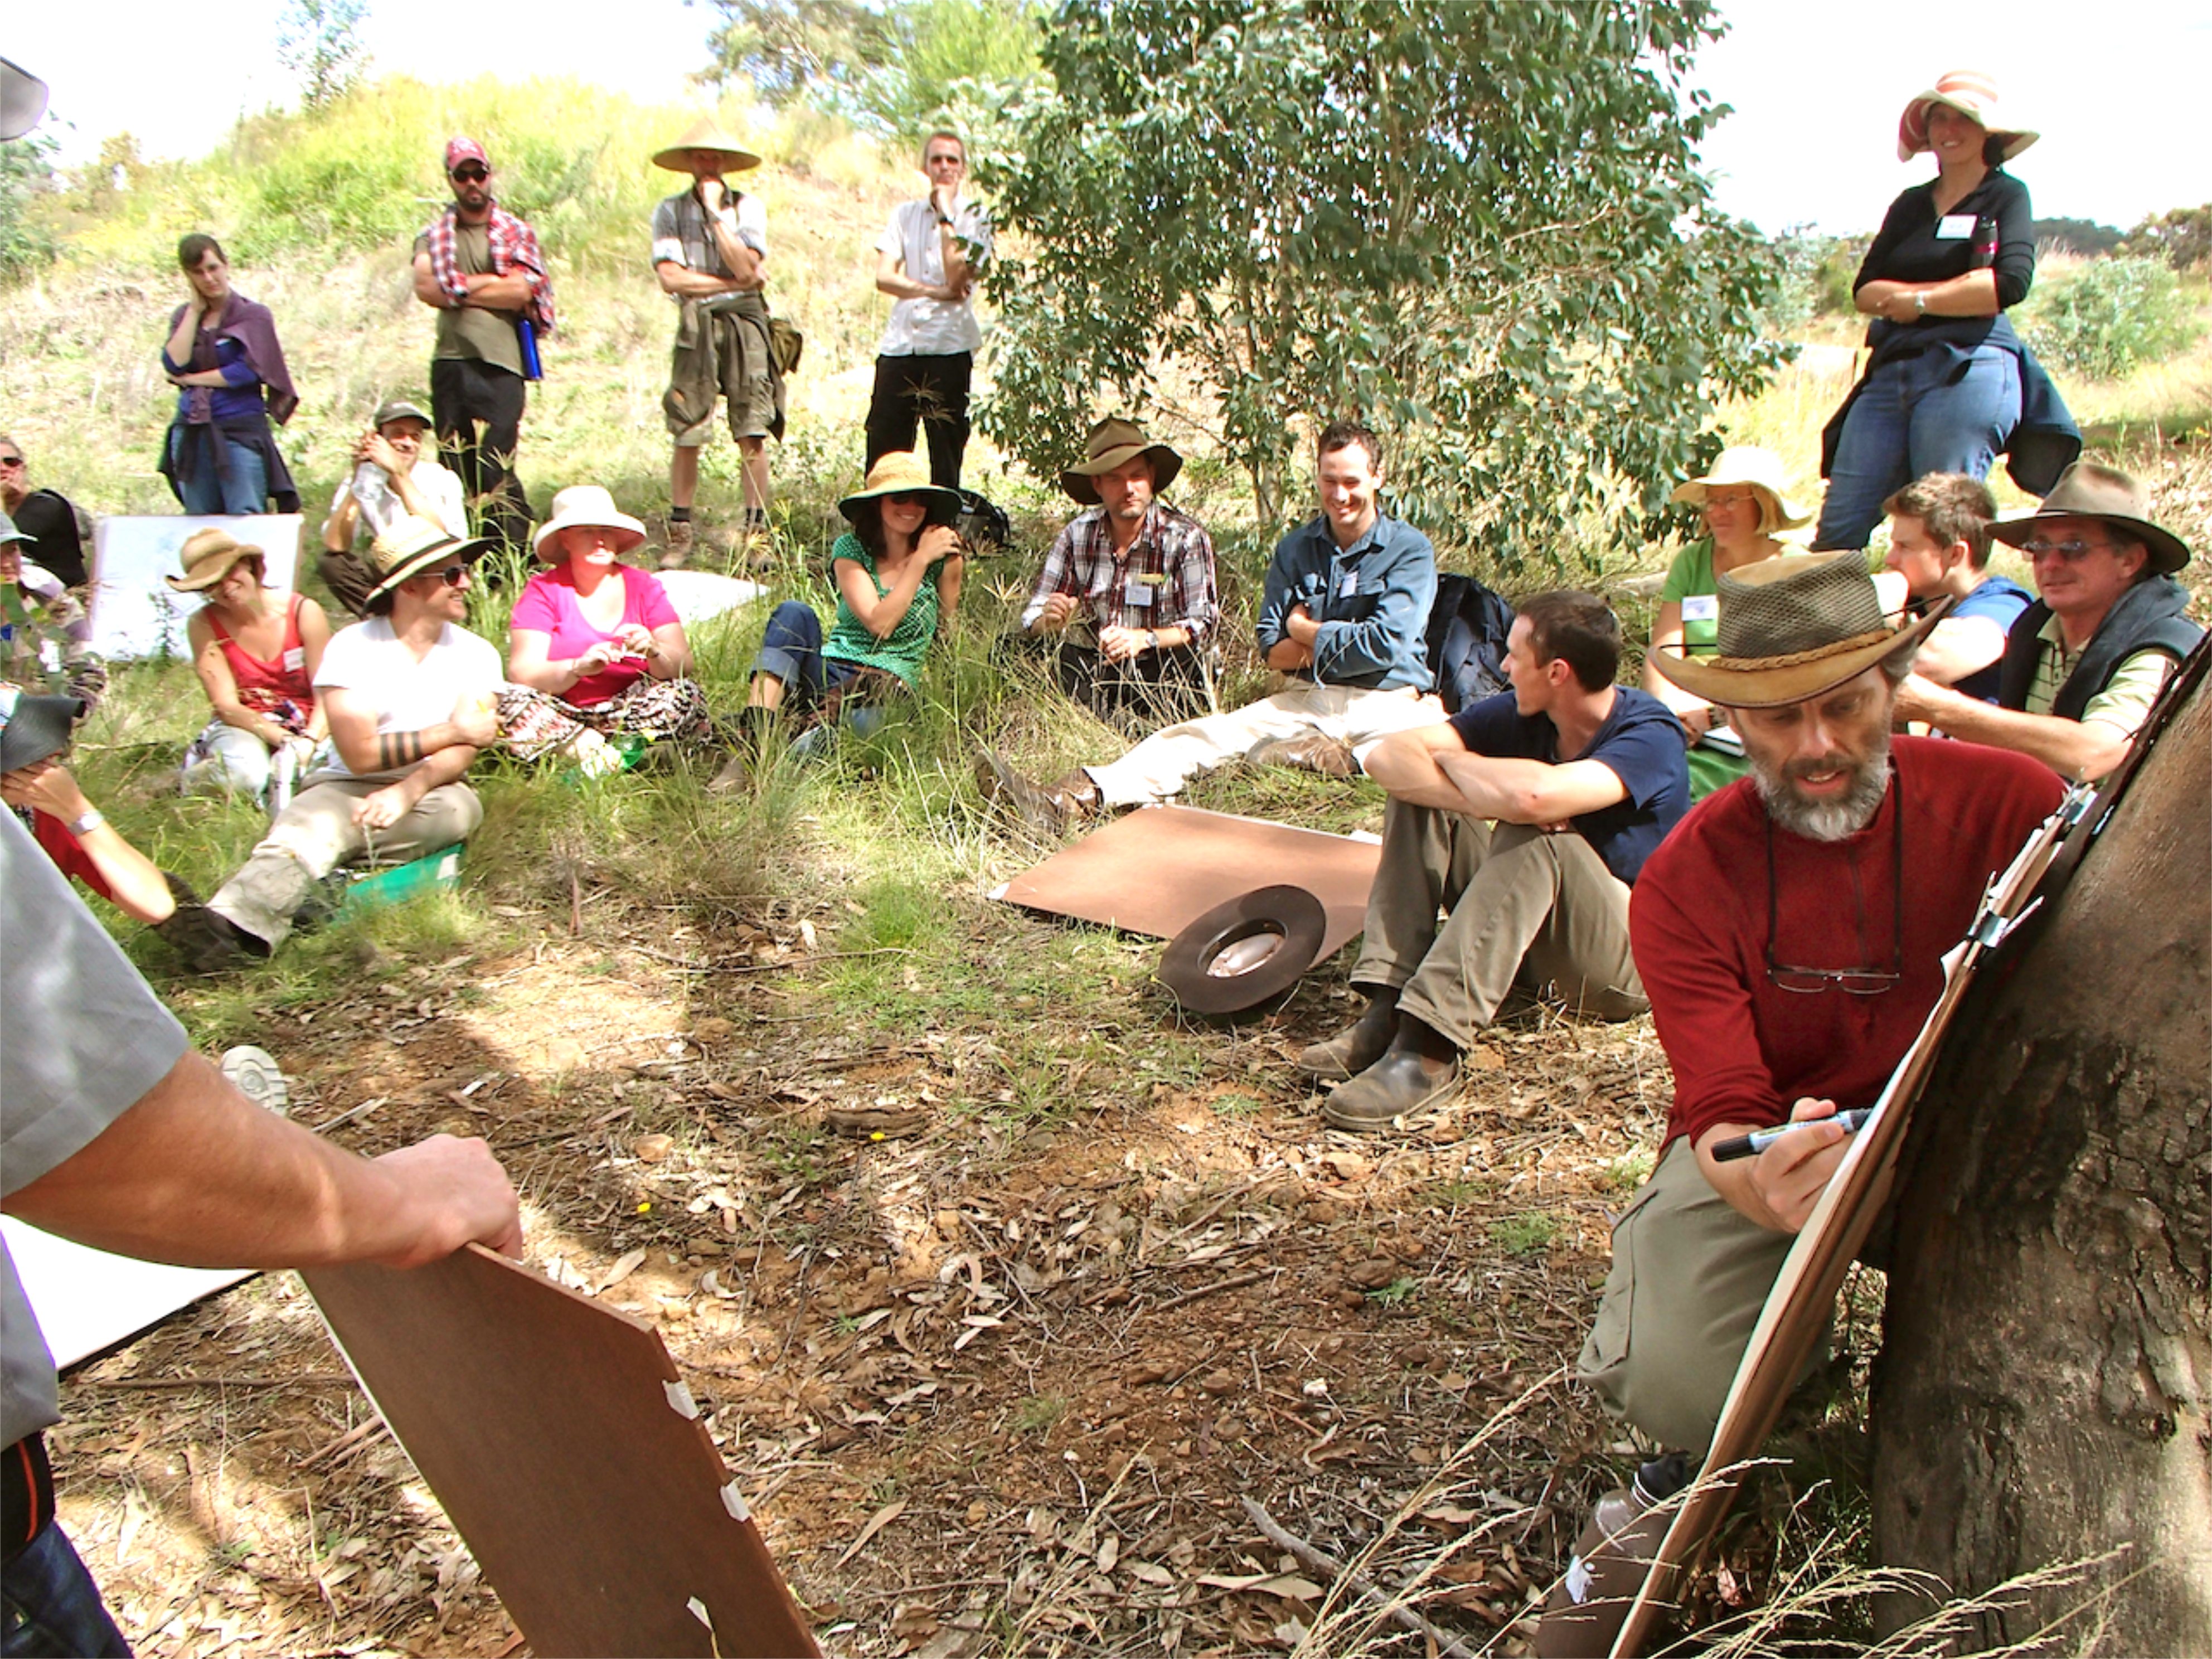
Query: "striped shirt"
1019 502 1217 647
2022 613 2176 734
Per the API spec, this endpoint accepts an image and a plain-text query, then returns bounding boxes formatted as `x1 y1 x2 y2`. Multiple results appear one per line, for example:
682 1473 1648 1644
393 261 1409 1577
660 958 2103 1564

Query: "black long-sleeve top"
1851 168 2034 361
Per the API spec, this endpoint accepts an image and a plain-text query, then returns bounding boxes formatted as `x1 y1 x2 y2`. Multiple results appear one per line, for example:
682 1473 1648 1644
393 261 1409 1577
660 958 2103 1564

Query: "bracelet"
1913 290 1927 316
1147 630 1159 652
66 808 104 837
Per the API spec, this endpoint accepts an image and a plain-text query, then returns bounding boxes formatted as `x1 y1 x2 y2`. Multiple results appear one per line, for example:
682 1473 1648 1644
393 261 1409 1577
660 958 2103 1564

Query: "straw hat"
1060 418 1183 505
1669 447 1812 533
1991 462 2192 576
652 115 762 174
364 516 495 603
164 527 265 593
837 451 962 526
1649 551 1949 709
1897 70 2038 163
531 485 649 561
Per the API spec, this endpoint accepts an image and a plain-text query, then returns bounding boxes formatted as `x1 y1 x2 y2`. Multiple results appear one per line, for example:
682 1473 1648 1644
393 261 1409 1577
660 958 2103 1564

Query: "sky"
8 0 2209 233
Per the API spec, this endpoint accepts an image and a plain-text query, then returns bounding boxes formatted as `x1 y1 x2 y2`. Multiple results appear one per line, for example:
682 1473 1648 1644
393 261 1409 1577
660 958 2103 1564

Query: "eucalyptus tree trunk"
1869 652 2210 1655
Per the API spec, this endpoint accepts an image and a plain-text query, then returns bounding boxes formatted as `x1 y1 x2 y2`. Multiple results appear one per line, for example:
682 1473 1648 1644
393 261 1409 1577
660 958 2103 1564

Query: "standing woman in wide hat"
1810 71 2078 555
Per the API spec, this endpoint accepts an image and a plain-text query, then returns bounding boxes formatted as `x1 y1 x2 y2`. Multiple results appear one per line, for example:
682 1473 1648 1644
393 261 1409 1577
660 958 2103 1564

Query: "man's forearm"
4 1052 507 1270
343 719 475 775
394 741 480 802
1906 682 2129 780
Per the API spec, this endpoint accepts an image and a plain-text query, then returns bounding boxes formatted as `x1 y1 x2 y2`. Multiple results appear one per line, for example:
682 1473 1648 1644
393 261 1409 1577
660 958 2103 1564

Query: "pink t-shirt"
510 564 680 706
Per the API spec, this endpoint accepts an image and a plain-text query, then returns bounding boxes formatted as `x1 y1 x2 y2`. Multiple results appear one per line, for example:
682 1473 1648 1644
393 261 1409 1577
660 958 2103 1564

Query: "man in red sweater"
1578 552 2064 1463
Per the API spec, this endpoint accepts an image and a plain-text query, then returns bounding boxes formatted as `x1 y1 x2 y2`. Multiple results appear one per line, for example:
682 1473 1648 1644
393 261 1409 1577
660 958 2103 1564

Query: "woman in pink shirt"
502 486 709 765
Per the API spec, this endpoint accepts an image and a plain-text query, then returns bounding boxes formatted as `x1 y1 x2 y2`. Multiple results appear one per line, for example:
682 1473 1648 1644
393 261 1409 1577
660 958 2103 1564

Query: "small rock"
690 1016 734 1044
966 1500 990 1526
1466 1044 1506 1071
634 1133 676 1163
1346 1257 1400 1291
541 1037 586 1072
1325 1151 1372 1182
1199 1370 1239 1396
1126 1362 1169 1386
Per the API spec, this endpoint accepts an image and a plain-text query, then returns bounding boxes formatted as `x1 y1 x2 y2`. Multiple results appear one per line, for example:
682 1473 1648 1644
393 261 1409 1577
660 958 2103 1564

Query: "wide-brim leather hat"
365 515 496 603
165 527 265 592
1651 550 1949 710
531 484 649 561
1157 885 1328 1015
1061 418 1183 506
1991 462 2191 576
0 684 84 773
652 115 763 174
1898 70 2038 163
1668 445 1812 532
838 450 962 526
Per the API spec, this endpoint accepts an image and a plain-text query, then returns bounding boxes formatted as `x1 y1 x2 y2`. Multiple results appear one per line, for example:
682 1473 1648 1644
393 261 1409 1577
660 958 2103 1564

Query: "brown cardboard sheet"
991 804 1382 961
306 1244 818 1659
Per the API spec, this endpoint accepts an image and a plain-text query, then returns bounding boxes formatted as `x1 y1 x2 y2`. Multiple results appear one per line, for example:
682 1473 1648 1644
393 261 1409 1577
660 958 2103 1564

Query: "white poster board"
1 1216 252 1369
88 516 303 662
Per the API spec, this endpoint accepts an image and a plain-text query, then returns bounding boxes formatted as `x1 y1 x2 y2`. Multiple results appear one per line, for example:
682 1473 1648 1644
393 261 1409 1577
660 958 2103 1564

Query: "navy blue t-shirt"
1445 685 1691 885
1942 574 2034 703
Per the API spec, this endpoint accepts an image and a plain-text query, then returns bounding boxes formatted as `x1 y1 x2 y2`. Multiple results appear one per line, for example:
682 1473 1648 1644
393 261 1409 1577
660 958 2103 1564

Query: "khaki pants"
1084 683 1444 808
1576 1138 1799 1454
207 774 481 950
1353 802 1646 1046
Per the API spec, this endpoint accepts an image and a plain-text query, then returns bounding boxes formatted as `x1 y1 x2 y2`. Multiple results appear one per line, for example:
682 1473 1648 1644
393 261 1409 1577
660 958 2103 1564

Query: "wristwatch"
1146 629 1159 652
1913 291 1927 316
66 807 104 837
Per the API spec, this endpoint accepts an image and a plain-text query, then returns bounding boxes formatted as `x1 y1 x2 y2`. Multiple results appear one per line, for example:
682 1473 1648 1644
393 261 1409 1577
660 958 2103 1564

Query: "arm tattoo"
377 730 426 772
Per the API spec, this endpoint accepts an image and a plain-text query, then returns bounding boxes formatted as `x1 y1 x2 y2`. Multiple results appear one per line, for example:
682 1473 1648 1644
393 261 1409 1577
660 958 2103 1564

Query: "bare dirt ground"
39 882 1769 1659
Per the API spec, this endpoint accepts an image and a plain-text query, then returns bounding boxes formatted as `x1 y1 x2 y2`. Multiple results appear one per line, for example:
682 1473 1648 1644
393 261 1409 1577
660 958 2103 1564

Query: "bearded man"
1575 552 2063 1477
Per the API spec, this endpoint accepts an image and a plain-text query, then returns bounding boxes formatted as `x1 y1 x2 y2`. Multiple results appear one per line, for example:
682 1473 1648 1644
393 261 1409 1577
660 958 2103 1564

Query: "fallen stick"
87 1374 356 1390
1239 1496 1479 1659
311 1095 387 1135
1149 1269 1268 1313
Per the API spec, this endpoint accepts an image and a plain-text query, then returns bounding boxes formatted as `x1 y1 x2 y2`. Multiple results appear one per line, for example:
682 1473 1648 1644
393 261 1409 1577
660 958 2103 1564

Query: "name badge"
1122 577 1156 608
1936 214 1976 240
1338 572 1357 598
283 646 306 672
1682 594 1719 623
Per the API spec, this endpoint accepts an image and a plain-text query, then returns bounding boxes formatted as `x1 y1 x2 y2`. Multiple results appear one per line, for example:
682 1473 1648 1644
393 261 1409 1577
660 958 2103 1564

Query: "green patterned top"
822 532 943 688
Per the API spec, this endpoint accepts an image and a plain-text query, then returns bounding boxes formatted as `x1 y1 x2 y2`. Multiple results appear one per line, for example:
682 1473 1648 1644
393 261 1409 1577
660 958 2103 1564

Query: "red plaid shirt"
423 203 556 333
1020 502 1217 646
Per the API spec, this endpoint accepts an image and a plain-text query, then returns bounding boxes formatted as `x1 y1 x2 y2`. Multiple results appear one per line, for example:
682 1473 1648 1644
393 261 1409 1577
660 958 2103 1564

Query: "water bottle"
1971 214 1998 271
517 316 544 381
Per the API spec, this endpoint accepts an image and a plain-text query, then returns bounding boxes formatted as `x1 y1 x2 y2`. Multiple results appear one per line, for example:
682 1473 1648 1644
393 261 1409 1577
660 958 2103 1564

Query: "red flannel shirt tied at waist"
1019 502 1218 646
423 204 557 333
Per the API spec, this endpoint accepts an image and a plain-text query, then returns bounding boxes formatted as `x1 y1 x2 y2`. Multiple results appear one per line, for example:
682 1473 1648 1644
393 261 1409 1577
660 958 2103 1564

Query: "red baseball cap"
444 137 490 174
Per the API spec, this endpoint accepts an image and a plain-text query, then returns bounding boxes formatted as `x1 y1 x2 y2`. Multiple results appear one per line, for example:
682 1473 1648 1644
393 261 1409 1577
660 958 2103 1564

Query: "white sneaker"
219 1045 290 1117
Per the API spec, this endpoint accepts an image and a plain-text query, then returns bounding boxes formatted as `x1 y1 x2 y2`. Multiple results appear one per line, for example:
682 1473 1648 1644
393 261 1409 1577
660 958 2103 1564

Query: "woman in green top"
1643 446 1811 798
744 450 964 741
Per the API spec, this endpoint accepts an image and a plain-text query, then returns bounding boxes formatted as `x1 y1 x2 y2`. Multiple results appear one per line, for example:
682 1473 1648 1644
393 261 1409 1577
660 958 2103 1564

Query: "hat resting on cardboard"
1991 462 2192 576
365 516 495 602
531 485 649 561
1668 446 1812 533
166 527 265 593
1650 550 1950 710
1156 885 1328 1015
1897 70 2038 163
0 683 85 773
652 116 763 174
1061 418 1184 506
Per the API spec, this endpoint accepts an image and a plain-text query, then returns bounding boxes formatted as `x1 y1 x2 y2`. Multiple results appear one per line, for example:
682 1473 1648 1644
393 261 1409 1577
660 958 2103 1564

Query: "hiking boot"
1532 1454 1691 1658
1250 732 1360 779
158 903 256 974
1322 1047 1460 1132
657 517 696 570
219 1045 290 1117
975 749 1098 835
1296 990 1401 1082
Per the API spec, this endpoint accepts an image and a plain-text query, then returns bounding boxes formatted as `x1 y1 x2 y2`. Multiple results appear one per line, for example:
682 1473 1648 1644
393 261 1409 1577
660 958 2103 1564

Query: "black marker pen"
1710 1107 1874 1163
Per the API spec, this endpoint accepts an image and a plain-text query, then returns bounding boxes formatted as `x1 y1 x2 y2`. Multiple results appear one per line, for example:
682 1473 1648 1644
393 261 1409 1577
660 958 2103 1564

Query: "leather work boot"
657 517 696 571
157 904 256 975
1296 990 1401 1081
1322 1047 1460 1132
975 749 1099 835
1250 731 1360 778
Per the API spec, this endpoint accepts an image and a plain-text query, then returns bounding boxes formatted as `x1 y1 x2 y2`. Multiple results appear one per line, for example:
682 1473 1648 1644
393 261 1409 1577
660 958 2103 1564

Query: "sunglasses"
434 562 472 587
886 491 934 506
450 164 490 184
0 455 23 469
2020 536 2117 564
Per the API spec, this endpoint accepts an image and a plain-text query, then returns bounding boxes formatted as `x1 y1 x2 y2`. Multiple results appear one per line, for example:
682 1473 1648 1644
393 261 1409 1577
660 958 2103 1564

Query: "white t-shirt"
876 197 992 357
313 617 503 780
331 459 470 547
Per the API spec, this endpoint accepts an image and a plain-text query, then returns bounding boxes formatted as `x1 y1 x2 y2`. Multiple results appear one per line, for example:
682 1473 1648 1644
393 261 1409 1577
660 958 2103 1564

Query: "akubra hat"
1668 445 1812 532
165 527 265 593
1991 462 2191 576
1156 885 1328 1016
365 515 495 603
838 450 962 527
532 484 649 561
1060 418 1184 506
652 115 763 174
1650 551 1949 710
0 683 84 774
1897 70 2038 163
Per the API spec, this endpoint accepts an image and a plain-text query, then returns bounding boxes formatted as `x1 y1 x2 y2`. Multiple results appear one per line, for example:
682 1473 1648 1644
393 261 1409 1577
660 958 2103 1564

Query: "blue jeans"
750 602 900 754
168 428 269 516
2 1524 132 1656
1812 343 2019 552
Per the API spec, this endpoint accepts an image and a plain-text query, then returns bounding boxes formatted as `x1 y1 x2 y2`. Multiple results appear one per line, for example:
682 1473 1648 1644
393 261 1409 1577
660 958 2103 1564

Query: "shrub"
0 133 59 286
2021 256 2202 381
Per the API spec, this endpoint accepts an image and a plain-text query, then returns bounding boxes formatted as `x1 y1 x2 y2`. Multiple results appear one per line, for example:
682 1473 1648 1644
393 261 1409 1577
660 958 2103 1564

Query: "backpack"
1425 571 1516 714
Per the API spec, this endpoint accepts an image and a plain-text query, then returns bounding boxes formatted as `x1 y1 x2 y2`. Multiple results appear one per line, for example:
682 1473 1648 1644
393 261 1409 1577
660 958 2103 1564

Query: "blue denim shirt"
1255 512 1437 691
